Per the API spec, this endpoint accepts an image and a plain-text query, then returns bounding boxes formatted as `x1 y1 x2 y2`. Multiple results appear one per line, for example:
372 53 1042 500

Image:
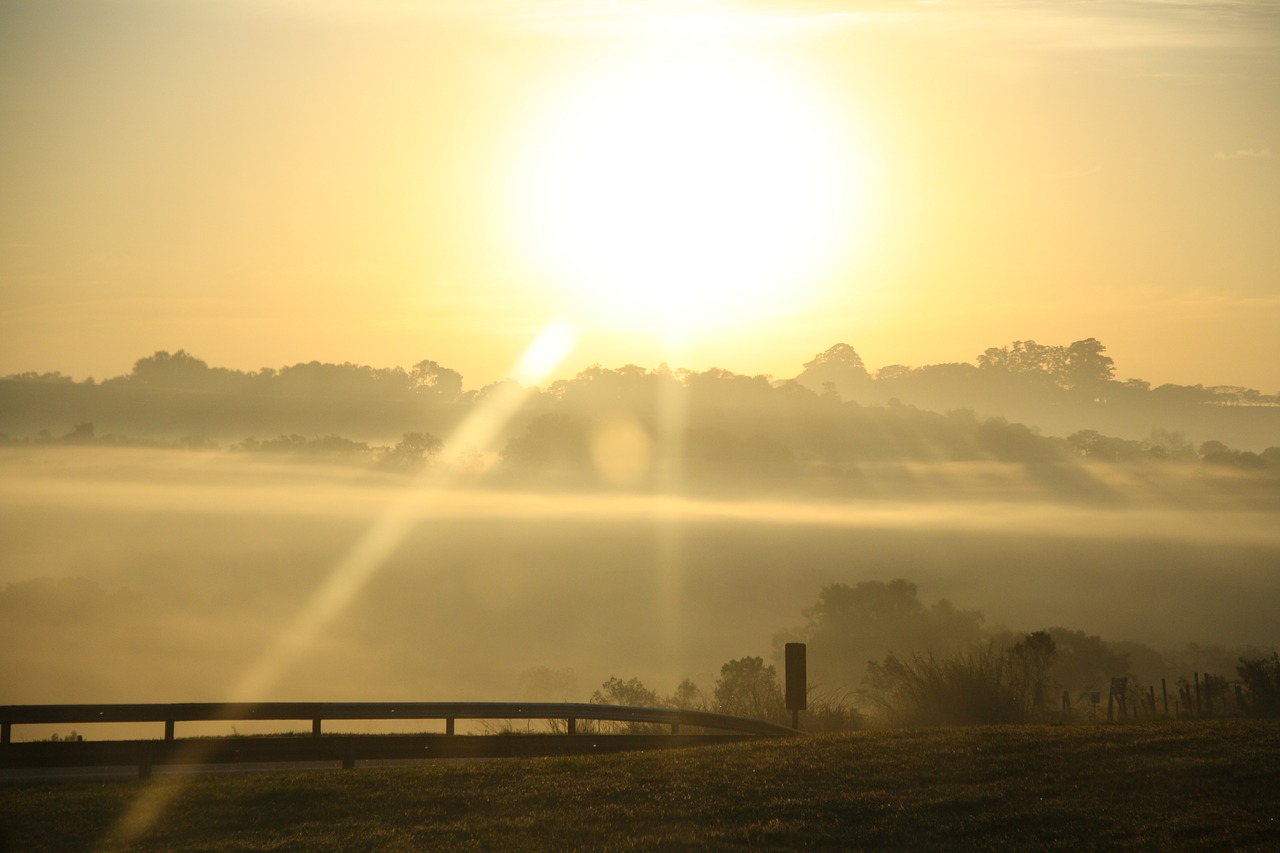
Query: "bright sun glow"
509 43 874 341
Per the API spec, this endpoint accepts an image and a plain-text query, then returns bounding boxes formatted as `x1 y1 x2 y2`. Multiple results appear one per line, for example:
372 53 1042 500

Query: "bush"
863 646 1024 726
1237 653 1280 716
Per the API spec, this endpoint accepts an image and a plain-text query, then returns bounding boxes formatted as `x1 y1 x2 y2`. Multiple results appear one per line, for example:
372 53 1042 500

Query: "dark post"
1 722 9 746
1161 678 1168 716
312 718 322 738
785 642 807 731
164 720 175 742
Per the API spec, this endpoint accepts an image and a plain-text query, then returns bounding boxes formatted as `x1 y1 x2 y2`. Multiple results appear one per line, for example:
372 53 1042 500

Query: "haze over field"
1 0 1278 724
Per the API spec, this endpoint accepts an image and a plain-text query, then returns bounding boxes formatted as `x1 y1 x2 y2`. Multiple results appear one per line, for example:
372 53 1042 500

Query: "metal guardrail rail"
0 703 801 777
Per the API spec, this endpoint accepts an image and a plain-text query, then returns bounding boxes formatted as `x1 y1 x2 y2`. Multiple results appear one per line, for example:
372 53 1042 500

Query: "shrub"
1237 653 1280 716
863 646 1024 726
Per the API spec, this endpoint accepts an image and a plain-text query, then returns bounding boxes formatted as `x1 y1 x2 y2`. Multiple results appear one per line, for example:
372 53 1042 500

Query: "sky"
1 0 1277 392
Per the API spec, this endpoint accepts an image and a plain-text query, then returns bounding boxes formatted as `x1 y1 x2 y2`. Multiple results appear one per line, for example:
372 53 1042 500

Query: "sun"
506 44 874 341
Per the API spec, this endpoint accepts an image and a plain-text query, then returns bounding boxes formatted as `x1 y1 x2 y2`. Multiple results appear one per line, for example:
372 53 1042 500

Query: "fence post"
567 717 576 735
1194 672 1202 715
164 720 175 742
1161 679 1168 716
1 722 9 746
313 718 322 737
446 718 455 736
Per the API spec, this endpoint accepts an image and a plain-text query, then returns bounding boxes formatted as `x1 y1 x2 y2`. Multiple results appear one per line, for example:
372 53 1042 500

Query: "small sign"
785 643 807 711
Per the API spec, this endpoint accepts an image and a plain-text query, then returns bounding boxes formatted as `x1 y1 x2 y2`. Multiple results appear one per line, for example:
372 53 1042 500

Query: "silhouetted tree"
797 344 872 399
1009 630 1057 715
667 678 708 711
379 431 443 472
1062 338 1115 390
780 580 985 695
410 360 463 399
714 657 785 722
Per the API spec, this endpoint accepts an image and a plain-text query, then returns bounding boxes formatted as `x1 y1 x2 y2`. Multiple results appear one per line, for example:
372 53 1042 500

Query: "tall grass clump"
864 646 1021 726
862 632 1059 726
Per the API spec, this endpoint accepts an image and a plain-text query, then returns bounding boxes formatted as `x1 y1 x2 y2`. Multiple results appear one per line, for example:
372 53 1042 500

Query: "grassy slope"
2 720 1279 851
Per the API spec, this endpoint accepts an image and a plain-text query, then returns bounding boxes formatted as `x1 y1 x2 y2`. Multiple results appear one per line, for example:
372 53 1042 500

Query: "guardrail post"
164 720 175 741
671 723 680 734
567 717 576 735
1 722 10 746
446 718 455 736
312 719 322 737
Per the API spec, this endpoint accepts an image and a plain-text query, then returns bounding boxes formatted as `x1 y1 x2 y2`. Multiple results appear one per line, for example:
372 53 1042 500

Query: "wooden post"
1149 685 1156 715
1194 672 1202 715
1107 692 1114 722
567 717 576 735
312 719 322 738
785 643 807 733
446 718 455 736
1161 679 1168 716
164 720 175 741
1 722 9 746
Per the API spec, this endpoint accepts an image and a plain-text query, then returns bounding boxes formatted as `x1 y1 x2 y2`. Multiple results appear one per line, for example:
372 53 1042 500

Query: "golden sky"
1 0 1277 391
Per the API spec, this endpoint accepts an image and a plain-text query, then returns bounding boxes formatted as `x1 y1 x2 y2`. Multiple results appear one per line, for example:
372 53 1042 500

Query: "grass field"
2 719 1278 851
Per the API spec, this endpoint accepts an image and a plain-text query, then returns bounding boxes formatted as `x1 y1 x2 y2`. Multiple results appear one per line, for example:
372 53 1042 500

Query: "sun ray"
110 321 577 845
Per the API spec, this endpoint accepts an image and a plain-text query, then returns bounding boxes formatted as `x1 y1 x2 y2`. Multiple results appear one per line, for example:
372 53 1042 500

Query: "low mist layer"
3 448 1276 714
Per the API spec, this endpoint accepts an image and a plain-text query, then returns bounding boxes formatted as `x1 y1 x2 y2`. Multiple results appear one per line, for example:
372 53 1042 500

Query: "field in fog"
3 446 1277 719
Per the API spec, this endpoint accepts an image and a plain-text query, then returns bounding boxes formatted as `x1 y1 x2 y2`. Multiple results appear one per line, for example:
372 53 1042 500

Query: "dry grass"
3 719 1279 851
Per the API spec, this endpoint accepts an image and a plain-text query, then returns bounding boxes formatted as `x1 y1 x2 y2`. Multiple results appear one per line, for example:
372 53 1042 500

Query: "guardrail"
0 702 801 777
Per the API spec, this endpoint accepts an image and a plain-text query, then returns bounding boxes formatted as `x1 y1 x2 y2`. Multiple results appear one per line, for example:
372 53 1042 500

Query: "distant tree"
592 676 661 708
1198 440 1231 458
126 349 212 387
975 417 1060 463
1236 653 1280 716
796 344 872 399
714 657 785 722
1008 631 1057 715
976 340 1063 382
1062 338 1115 390
780 580 984 695
63 422 96 444
1047 627 1130 697
1066 429 1144 462
379 431 443 472
590 676 666 733
499 413 591 477
875 364 914 383
410 360 463 399
667 678 708 711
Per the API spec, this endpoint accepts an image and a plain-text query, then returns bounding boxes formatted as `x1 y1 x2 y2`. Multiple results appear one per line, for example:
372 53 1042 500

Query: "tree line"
3 342 1277 486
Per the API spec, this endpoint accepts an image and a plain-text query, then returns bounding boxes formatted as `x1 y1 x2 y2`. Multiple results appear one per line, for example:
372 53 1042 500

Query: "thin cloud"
1215 147 1273 160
